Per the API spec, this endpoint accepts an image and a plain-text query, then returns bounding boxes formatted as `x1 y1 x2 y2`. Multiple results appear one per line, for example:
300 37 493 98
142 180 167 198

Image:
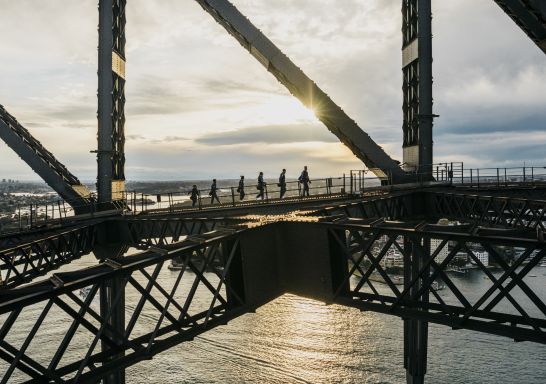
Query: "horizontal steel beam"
426 191 546 230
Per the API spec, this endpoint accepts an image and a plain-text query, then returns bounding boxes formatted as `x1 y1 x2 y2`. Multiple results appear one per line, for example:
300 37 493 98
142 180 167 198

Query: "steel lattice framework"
0 219 544 383
427 192 546 230
1 0 546 383
329 220 546 344
0 230 249 383
0 224 97 289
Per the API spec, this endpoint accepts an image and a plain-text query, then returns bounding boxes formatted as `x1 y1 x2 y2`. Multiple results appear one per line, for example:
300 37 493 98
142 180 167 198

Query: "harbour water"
2 254 545 383
126 274 546 383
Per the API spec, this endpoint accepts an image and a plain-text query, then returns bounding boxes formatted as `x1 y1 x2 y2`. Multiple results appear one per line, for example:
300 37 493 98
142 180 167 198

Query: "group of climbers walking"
188 166 312 207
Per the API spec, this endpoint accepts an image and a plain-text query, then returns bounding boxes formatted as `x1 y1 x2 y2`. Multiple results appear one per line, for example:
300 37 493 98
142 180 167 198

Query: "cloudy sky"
0 0 545 182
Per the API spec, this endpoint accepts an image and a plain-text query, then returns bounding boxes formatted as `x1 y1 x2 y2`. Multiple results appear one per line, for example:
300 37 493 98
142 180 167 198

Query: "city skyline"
0 0 545 182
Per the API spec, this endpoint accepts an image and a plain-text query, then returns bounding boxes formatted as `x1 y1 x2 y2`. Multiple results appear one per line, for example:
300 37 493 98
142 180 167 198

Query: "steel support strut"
403 236 429 384
98 1 126 382
402 0 434 177
100 272 126 384
97 0 126 206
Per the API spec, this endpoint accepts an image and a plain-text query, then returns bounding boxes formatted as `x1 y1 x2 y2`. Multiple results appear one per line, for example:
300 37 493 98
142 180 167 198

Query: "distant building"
473 250 489 267
430 218 450 263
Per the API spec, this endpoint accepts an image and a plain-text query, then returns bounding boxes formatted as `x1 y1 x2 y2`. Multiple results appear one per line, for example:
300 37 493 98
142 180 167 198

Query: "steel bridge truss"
0 225 97 289
1 220 545 382
311 190 546 233
122 216 245 248
330 220 546 344
427 192 546 231
311 192 415 221
0 217 244 290
2 190 544 292
0 230 249 383
0 212 544 383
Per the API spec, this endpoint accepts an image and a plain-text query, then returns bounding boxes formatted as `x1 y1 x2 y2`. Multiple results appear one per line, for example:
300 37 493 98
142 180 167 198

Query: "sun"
254 95 320 125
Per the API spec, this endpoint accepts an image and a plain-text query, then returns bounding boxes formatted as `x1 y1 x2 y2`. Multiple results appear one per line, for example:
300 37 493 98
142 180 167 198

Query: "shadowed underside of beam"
0 104 93 210
493 0 546 54
195 0 408 183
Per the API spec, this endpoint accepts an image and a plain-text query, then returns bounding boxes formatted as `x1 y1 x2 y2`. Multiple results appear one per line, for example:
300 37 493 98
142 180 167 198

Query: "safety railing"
457 166 546 189
3 164 546 234
125 175 358 214
0 174 364 233
0 197 125 235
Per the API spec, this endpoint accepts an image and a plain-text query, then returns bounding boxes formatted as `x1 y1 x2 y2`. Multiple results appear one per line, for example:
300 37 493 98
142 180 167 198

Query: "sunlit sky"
0 0 545 181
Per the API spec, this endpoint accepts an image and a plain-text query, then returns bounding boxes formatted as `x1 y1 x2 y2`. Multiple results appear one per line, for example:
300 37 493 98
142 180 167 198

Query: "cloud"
0 0 545 181
434 131 546 167
195 123 338 145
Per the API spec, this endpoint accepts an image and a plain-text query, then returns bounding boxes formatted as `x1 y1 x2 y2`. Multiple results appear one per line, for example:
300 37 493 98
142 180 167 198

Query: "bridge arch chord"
194 0 408 183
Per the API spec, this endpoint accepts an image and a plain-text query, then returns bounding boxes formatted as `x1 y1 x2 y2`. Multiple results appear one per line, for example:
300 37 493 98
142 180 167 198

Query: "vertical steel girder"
493 0 546 54
402 0 434 176
403 237 429 384
97 0 126 204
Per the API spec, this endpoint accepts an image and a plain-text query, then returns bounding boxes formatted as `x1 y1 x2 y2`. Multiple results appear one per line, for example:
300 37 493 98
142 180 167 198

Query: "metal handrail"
3 164 546 233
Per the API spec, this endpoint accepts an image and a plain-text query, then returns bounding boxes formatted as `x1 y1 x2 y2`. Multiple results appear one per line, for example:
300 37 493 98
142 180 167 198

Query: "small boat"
432 281 445 291
168 261 185 271
539 262 546 267
528 274 537 277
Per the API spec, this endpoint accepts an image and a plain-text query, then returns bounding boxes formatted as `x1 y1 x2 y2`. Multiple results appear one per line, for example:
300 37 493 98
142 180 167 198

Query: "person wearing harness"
299 166 311 197
278 169 287 198
209 179 220 204
237 175 245 200
256 172 266 200
189 184 199 208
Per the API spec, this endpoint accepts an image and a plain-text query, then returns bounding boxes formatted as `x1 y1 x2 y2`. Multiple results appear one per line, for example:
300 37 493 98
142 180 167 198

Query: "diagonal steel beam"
0 105 93 211
195 0 408 183
493 0 546 54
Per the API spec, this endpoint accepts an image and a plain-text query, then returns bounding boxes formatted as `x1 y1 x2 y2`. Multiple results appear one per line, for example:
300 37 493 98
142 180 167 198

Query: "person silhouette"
237 175 245 200
279 169 287 198
298 166 311 197
209 179 220 204
256 172 266 200
189 184 199 207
